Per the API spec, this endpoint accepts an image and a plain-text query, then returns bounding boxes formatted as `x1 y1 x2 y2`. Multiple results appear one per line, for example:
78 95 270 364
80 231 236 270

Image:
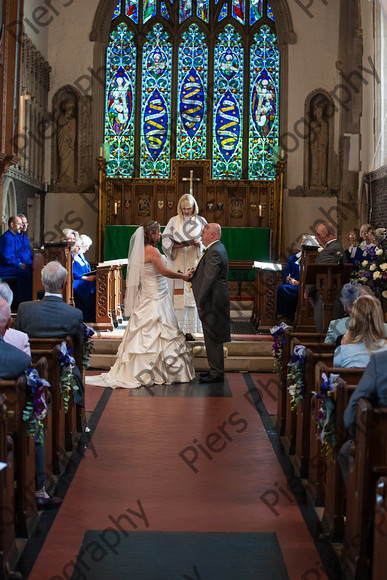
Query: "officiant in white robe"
162 194 207 338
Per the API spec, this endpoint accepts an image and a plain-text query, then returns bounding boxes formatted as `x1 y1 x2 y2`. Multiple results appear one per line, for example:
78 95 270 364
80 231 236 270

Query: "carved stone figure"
57 98 76 184
310 104 328 188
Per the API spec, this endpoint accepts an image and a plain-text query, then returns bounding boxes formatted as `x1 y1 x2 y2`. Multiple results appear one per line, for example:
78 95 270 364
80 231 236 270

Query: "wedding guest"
72 238 96 322
345 228 362 264
359 223 376 253
0 215 32 306
162 194 207 340
0 282 31 355
333 295 387 368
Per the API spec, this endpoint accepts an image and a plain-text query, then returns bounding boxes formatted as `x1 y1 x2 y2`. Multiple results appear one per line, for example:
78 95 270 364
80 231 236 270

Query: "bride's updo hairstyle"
143 220 159 246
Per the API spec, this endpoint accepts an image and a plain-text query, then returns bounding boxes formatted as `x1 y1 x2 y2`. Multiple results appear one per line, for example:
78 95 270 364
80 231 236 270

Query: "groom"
191 223 231 383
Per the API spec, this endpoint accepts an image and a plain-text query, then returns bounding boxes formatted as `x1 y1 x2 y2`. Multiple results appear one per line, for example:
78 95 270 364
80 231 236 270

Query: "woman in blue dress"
276 250 301 323
72 236 96 322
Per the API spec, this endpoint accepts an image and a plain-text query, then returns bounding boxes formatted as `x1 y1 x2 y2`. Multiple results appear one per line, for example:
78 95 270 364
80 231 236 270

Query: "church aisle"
26 374 337 579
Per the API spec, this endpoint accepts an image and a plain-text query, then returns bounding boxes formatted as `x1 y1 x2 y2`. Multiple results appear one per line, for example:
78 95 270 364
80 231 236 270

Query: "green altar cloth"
104 226 270 280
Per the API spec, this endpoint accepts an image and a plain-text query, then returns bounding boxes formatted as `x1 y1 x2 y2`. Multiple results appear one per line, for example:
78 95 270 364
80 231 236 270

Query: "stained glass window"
106 0 280 180
112 0 121 19
213 25 243 179
196 0 209 22
249 25 279 179
219 3 227 21
144 0 157 22
250 0 262 24
179 0 192 23
105 24 136 177
126 0 138 22
177 25 208 159
160 1 169 19
232 0 245 24
140 24 172 178
267 1 274 21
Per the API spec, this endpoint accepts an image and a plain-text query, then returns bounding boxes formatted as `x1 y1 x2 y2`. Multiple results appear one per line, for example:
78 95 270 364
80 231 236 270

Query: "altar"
104 225 271 281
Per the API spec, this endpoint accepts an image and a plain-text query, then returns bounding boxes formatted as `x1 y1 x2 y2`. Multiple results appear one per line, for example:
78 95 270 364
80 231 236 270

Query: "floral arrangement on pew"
352 236 387 304
83 323 95 370
315 372 341 461
23 368 50 444
287 344 306 410
270 322 290 374
59 341 79 413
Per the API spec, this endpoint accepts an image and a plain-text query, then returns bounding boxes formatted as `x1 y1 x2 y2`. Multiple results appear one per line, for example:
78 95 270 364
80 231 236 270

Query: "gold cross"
182 169 200 195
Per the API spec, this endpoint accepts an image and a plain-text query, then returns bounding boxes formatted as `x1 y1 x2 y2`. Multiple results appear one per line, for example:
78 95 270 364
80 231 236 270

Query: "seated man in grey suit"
191 223 231 383
305 221 347 332
338 349 387 485
15 260 84 406
0 296 61 508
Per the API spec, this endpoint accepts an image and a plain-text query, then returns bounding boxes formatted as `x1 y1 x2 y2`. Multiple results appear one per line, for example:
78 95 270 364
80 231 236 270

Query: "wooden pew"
0 393 18 578
276 328 326 436
284 334 334 458
373 477 387 580
308 362 364 510
291 340 335 476
0 376 37 537
343 400 387 579
30 342 68 475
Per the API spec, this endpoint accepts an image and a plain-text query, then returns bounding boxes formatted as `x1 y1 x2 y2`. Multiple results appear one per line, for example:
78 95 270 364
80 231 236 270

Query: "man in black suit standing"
191 223 231 383
305 221 347 332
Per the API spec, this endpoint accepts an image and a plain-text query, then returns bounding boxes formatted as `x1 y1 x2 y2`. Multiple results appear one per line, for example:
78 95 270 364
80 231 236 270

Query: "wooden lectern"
304 263 353 333
32 242 74 306
251 262 283 330
293 246 319 332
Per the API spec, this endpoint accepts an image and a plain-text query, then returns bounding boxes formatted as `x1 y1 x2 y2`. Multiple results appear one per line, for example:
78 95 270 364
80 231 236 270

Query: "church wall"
283 1 342 252
23 0 49 58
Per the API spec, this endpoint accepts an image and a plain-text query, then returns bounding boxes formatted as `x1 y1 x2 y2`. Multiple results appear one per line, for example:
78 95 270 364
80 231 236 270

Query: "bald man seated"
191 223 231 383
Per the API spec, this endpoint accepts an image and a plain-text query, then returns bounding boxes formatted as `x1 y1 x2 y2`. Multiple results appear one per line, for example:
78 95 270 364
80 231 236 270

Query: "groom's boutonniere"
202 248 207 255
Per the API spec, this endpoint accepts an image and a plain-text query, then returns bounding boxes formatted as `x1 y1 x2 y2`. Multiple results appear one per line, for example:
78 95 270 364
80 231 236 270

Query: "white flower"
380 263 387 271
373 271 382 279
318 247 323 252
370 264 376 271
376 248 383 256
288 385 296 397
362 260 369 267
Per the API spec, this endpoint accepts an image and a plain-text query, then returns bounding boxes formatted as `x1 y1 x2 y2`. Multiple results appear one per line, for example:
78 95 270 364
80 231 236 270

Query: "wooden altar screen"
32 242 74 305
97 158 285 262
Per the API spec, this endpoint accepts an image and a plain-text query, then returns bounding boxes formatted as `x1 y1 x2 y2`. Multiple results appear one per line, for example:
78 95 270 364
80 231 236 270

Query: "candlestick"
99 146 103 157
259 204 262 217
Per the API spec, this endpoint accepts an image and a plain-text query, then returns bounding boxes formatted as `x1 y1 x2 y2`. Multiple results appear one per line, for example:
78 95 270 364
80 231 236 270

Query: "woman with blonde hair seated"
333 295 387 368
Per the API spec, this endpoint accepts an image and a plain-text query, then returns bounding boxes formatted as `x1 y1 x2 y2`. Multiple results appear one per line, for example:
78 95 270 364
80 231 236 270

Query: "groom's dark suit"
191 240 231 378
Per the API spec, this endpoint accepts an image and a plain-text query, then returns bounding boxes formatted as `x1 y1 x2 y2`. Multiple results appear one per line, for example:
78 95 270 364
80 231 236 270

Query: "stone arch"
2 177 17 233
304 89 337 194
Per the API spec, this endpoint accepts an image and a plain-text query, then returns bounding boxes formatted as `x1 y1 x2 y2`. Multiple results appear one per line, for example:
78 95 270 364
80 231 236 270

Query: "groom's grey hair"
0 282 13 306
0 296 11 333
41 261 67 293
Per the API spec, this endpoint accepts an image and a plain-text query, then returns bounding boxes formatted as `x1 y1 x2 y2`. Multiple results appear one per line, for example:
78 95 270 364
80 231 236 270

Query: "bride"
87 221 195 388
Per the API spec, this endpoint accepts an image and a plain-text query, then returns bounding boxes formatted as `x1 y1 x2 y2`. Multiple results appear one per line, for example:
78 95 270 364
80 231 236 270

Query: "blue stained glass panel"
232 0 244 24
267 1 275 21
249 25 279 179
143 0 156 23
197 0 209 22
125 0 138 22
140 24 172 178
213 25 243 179
112 0 121 19
179 0 192 23
250 0 262 24
219 3 227 21
177 25 208 159
105 24 136 177
160 2 169 19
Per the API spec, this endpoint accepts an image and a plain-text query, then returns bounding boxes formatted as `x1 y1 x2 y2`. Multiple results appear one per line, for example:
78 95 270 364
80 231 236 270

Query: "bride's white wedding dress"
86 261 195 389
